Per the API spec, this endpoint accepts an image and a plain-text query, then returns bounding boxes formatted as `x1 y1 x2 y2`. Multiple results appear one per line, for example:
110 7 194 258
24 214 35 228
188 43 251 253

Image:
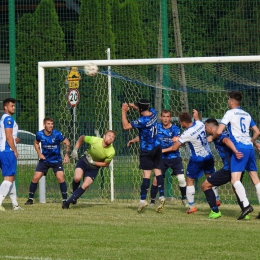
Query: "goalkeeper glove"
71 148 78 160
85 152 95 165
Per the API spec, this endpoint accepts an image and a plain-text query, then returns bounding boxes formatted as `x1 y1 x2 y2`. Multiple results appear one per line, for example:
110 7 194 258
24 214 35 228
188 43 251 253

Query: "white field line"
0 256 71 260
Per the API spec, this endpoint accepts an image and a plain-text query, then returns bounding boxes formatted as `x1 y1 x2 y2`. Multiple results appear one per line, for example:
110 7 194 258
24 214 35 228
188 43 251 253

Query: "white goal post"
38 55 260 203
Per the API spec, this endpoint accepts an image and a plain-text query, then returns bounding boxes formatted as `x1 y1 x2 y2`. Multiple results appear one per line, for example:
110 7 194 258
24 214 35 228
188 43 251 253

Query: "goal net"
37 56 260 205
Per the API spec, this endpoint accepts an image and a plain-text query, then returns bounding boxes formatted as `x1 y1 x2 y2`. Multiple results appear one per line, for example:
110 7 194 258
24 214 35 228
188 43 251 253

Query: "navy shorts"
139 145 163 170
162 157 184 177
35 160 64 175
76 156 100 181
206 168 231 187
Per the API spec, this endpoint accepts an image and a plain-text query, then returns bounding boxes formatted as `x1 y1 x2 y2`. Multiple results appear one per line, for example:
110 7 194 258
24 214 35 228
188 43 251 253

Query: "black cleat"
71 199 77 205
62 201 70 209
255 212 260 219
25 199 33 205
237 205 253 220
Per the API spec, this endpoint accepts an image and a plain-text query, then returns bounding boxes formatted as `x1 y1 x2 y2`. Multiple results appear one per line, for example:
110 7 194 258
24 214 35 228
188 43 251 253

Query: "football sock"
233 181 249 208
234 190 244 210
9 181 18 207
213 186 220 201
255 182 260 204
67 187 85 204
72 180 80 192
177 174 187 199
150 184 158 203
204 189 218 212
186 185 195 207
179 186 187 200
0 180 12 205
156 175 165 197
28 182 38 199
59 181 68 200
140 178 150 200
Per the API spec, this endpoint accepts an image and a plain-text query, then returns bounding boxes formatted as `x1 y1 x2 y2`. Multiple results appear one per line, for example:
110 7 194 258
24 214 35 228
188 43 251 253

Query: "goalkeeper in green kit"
62 130 116 209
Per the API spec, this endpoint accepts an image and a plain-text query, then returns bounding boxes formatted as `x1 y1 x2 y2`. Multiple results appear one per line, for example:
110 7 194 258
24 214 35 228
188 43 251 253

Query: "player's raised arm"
127 136 140 147
121 103 133 130
192 109 200 121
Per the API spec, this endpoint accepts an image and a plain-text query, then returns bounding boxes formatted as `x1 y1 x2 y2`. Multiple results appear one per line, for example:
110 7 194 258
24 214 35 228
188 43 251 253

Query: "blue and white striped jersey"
178 120 213 161
0 113 18 152
220 108 255 149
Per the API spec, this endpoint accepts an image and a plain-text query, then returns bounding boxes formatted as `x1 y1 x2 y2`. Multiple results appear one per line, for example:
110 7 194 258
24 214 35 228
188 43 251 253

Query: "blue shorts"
139 145 163 170
162 157 184 177
35 160 64 175
76 156 100 181
0 151 17 176
206 168 231 187
186 157 215 179
230 148 257 172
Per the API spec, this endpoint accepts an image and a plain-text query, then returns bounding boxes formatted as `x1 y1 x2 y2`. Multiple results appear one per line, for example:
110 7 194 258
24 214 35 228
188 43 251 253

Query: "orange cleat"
186 207 197 214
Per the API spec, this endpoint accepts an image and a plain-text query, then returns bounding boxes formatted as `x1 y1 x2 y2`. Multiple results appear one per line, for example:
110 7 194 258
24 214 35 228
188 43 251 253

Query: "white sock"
9 181 18 207
233 181 249 208
186 185 195 207
0 180 12 206
213 186 220 200
255 183 260 204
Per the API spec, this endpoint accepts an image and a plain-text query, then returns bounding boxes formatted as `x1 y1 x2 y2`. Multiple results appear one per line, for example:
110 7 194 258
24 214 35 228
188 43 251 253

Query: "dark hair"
204 118 219 126
3 98 16 108
43 117 54 124
161 109 171 116
179 112 192 123
229 91 242 102
137 99 150 112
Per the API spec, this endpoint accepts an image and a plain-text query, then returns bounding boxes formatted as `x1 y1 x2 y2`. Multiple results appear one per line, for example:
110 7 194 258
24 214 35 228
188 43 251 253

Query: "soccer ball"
83 63 98 76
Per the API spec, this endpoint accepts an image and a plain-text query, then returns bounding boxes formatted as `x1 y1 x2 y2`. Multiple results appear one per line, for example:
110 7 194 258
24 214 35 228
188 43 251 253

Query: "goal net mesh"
30 62 260 204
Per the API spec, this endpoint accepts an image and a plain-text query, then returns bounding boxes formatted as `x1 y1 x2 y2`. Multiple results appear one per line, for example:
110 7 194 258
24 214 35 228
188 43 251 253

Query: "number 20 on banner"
68 89 80 107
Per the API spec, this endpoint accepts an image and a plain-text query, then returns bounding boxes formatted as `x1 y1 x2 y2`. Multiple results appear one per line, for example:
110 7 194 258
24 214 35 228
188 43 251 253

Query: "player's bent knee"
201 180 212 191
177 174 186 187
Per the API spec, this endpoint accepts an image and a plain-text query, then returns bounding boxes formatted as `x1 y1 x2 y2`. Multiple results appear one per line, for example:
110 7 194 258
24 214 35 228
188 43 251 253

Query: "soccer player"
63 130 116 209
25 117 70 207
163 109 215 214
0 98 23 211
122 99 165 213
202 118 244 219
213 91 260 220
127 109 188 207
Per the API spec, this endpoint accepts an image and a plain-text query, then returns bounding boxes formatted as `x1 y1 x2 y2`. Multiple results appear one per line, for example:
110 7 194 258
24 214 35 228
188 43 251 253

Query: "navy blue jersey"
130 108 158 152
36 129 66 164
157 122 180 159
213 131 232 171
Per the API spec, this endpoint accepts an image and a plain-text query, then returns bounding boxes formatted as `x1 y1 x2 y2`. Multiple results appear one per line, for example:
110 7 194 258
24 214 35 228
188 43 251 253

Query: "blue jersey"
0 113 18 152
221 108 255 150
179 120 213 162
157 122 180 159
36 129 66 164
213 131 232 171
130 108 158 152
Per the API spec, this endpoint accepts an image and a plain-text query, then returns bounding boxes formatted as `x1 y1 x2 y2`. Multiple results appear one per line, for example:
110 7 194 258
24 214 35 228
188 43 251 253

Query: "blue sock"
72 180 80 192
28 182 38 199
67 187 85 205
140 178 150 200
59 181 68 200
156 175 165 197
204 189 219 212
150 184 158 203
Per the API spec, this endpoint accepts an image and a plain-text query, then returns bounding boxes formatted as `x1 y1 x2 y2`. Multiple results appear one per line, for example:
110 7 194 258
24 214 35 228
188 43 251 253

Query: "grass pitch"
0 199 259 260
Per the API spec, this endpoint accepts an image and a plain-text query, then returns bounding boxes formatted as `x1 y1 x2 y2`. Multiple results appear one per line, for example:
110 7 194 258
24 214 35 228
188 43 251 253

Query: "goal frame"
38 55 260 203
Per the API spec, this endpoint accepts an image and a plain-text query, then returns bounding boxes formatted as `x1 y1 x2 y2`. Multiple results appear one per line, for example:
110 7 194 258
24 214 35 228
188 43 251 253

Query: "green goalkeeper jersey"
84 136 115 163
